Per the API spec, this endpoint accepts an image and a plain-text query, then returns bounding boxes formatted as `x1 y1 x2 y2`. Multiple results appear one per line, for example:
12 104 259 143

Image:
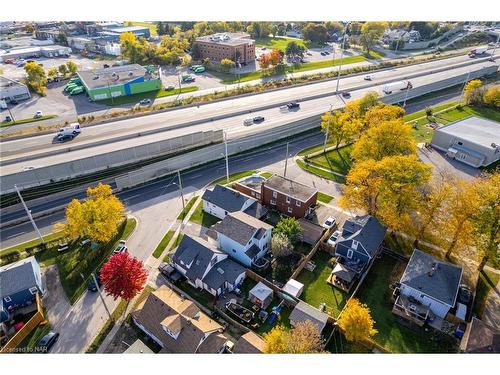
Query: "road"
1 56 497 177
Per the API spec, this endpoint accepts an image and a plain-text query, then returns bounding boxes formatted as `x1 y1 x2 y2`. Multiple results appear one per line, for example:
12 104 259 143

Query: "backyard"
356 255 458 353
296 251 349 318
305 144 353 176
189 201 220 228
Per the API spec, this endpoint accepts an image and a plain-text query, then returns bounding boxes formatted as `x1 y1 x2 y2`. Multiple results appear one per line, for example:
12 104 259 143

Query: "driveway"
42 265 71 325
483 279 500 329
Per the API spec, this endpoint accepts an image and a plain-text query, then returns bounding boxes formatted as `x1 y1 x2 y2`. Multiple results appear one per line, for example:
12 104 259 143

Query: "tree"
320 110 362 150
483 85 500 108
269 49 284 66
285 41 306 60
56 31 68 46
24 61 47 94
271 233 293 259
100 252 147 302
58 63 69 77
302 23 329 44
338 298 377 343
219 58 235 73
363 104 405 128
259 52 272 69
47 67 58 79
60 183 125 243
351 120 416 162
349 22 363 36
472 173 500 269
360 22 388 53
246 22 271 39
264 321 324 353
463 79 484 106
24 24 35 34
191 43 201 60
324 21 344 36
409 22 439 40
274 217 302 244
66 60 78 75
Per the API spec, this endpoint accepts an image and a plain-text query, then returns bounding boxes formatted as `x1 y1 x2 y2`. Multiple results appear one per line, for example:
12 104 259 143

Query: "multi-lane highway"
1 54 497 177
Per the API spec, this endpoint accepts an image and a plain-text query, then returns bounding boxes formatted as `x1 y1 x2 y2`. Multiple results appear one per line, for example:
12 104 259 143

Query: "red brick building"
194 32 255 64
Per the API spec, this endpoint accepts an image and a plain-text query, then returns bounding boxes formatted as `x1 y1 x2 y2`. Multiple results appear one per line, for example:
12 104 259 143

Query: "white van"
243 118 254 126
58 123 81 136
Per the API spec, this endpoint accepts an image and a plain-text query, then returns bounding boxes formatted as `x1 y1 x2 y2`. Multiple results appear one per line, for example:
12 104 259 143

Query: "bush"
425 106 433 117
328 256 338 268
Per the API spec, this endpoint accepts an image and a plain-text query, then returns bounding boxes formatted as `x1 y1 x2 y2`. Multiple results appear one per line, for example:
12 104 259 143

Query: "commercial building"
98 25 151 42
0 45 71 61
431 116 500 167
77 64 161 101
194 32 255 63
0 76 31 103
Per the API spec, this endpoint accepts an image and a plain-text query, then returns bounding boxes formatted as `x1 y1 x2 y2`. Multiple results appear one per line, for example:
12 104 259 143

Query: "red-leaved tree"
100 252 148 302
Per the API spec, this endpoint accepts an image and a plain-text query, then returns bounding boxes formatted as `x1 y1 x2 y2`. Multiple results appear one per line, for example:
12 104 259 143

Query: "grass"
125 21 158 37
1 115 57 127
189 201 220 228
177 279 215 311
163 233 184 262
212 170 257 185
255 303 293 336
255 36 307 51
152 229 175 259
473 270 500 319
98 86 199 106
295 159 346 184
1 230 65 255
260 172 273 179
326 329 371 353
296 251 349 318
57 218 137 304
356 255 458 353
177 196 198 221
317 192 334 204
297 141 336 157
307 144 353 176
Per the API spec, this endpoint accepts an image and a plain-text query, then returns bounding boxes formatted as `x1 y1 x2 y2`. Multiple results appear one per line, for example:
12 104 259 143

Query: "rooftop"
400 249 463 307
77 64 156 90
202 258 246 291
102 25 150 34
289 301 329 333
213 211 272 246
435 116 500 149
202 184 252 213
337 215 387 258
263 174 318 202
196 32 254 46
233 331 265 353
0 76 27 89
0 256 39 297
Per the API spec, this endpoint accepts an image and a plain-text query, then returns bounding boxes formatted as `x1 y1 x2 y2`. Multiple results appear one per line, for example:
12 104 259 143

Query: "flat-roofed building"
195 32 255 63
0 76 31 103
431 116 500 167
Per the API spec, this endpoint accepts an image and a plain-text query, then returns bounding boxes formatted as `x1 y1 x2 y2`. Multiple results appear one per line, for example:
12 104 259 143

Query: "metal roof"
435 116 500 149
77 63 150 90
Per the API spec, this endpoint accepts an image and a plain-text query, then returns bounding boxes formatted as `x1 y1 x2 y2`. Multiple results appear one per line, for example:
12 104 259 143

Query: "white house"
212 211 272 267
393 249 463 325
201 184 267 220
171 235 246 297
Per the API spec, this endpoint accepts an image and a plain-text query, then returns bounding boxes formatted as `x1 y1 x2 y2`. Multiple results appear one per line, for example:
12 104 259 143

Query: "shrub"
328 256 338 268
425 106 433 117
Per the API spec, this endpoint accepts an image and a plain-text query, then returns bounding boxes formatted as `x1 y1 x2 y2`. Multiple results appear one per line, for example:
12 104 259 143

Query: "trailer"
468 46 488 57
382 80 412 94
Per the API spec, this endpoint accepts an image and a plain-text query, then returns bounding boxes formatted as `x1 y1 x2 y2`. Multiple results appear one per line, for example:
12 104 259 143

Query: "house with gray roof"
393 249 463 326
212 211 272 267
171 235 246 297
431 116 500 168
201 184 268 221
289 301 329 333
0 256 44 323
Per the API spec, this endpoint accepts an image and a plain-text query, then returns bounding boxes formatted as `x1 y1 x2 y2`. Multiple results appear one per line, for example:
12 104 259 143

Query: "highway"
1 55 497 177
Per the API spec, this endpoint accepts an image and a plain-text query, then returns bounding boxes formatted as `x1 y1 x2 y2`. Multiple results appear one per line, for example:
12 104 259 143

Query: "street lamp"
323 104 333 153
173 170 185 213
336 22 351 94
14 184 44 244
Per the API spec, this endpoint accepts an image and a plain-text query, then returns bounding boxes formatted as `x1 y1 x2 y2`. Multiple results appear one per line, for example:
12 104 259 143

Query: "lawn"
472 270 500 319
326 329 371 353
98 86 199 106
56 218 137 304
152 229 175 259
295 159 346 184
1 115 57 127
297 141 336 157
255 36 307 51
212 170 257 185
356 255 458 353
317 192 334 204
177 279 215 311
255 303 293 336
189 201 220 228
0 230 65 264
296 251 349 318
260 171 273 179
177 196 198 220
163 233 184 262
307 144 353 176
125 21 158 37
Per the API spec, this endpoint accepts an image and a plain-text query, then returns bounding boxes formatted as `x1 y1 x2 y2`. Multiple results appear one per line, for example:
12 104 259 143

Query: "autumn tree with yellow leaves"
338 298 377 343
320 110 362 150
56 183 125 243
263 320 324 354
463 79 484 106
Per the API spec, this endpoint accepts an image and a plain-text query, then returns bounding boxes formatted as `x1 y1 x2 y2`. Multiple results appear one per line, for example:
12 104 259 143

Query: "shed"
248 282 274 309
282 279 304 298
289 301 329 333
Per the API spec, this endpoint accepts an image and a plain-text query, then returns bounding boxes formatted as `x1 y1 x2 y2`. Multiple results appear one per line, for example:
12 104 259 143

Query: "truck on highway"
468 46 488 57
382 80 413 94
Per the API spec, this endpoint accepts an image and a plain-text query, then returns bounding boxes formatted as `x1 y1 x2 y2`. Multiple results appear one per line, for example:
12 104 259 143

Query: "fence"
0 293 45 353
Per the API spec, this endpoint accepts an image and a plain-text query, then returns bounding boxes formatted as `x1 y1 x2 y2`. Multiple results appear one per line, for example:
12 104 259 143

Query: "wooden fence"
0 293 45 353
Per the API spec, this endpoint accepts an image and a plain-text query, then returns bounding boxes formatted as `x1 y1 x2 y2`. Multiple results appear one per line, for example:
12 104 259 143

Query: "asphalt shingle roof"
201 184 251 213
263 174 318 202
400 249 463 306
234 331 265 353
202 258 246 291
289 301 329 333
0 256 38 297
338 215 387 257
213 211 271 246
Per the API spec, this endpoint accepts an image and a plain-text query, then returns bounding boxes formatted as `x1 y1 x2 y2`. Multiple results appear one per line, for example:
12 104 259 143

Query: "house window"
232 249 236 253
270 199 276 205
272 191 277 198
457 141 463 146
29 287 38 295
286 196 291 203
4 296 11 303
347 249 354 259
296 201 301 207
287 207 293 213
352 240 359 250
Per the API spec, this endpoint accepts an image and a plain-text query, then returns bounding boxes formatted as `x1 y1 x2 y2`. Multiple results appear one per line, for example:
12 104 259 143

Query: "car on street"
112 240 127 255
341 91 351 98
327 230 342 247
286 101 300 110
139 98 152 105
253 116 265 123
57 242 69 252
320 51 326 56
243 118 254 126
87 272 102 292
364 75 372 81
166 85 175 90
56 133 74 142
34 110 43 118
5 115 12 122
22 166 37 171
322 217 336 229
37 331 59 353
10 99 18 105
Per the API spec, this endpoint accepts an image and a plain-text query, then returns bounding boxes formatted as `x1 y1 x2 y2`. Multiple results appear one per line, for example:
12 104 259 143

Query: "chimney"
428 262 436 277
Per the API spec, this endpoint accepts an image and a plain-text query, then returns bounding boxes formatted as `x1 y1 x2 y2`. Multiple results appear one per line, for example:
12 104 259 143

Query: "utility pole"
92 273 113 321
6 105 15 124
460 71 471 104
15 184 44 244
402 84 411 108
336 22 350 93
224 132 230 184
490 33 500 58
177 170 185 213
283 142 289 177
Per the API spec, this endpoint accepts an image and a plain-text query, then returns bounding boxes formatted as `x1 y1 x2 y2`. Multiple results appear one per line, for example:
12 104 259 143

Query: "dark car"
5 116 12 122
139 98 152 106
457 285 472 305
341 91 351 98
37 331 59 353
10 99 18 105
253 116 265 123
87 273 102 292
57 134 74 142
287 101 300 110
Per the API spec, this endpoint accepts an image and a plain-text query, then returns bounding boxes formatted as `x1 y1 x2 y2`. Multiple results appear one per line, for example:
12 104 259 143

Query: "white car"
322 217 336 229
243 118 254 126
327 230 342 246
34 110 43 118
364 75 372 81
22 166 37 171
112 240 128 255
